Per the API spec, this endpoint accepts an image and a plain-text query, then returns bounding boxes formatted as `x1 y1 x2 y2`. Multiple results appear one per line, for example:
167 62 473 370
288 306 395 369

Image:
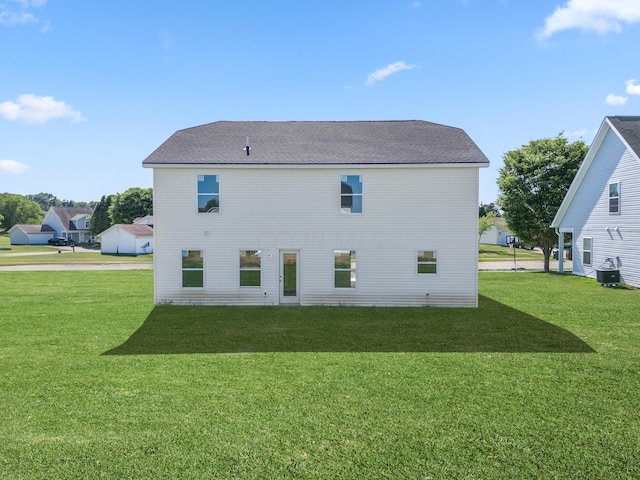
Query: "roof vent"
245 136 250 156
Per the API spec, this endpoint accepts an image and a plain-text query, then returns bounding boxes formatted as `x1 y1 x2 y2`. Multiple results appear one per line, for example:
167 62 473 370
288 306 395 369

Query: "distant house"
479 217 513 246
99 223 154 255
9 206 93 245
143 120 489 307
551 116 640 288
8 224 56 245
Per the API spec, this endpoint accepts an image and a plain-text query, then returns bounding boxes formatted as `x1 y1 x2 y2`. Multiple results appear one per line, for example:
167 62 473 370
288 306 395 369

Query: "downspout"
555 228 564 274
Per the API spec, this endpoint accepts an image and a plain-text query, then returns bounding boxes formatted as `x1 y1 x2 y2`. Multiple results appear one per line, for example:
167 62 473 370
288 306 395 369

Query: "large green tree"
0 193 44 231
108 187 153 225
497 134 588 271
90 195 114 236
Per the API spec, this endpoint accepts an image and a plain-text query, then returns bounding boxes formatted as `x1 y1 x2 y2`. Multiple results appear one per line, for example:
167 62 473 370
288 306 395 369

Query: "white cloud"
538 0 640 39
0 159 29 174
0 0 47 28
606 93 628 106
625 78 640 95
365 61 416 87
0 94 85 124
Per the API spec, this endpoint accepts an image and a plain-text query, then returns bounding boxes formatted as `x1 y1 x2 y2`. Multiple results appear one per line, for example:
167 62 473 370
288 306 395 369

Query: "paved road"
479 259 564 271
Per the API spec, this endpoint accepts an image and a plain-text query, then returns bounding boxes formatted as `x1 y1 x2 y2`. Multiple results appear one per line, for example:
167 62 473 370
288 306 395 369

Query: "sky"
2 0 640 204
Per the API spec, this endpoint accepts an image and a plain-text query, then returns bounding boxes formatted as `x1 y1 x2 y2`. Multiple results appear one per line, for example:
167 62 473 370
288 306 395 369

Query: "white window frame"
182 250 204 288
582 238 592 266
334 250 356 288
197 174 220 213
340 175 363 214
239 250 261 288
608 182 620 214
417 250 437 275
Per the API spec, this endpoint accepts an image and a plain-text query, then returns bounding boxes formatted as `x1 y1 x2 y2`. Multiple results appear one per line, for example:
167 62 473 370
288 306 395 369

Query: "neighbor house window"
334 250 356 288
341 175 362 214
417 250 437 274
239 250 261 287
198 175 219 213
182 250 204 288
582 238 592 266
609 182 620 214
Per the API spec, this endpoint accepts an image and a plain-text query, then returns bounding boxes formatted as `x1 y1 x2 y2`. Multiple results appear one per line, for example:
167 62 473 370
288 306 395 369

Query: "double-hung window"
334 250 356 288
182 250 204 287
609 182 620 214
198 175 219 213
582 238 592 266
417 251 437 274
239 250 261 287
341 175 362 214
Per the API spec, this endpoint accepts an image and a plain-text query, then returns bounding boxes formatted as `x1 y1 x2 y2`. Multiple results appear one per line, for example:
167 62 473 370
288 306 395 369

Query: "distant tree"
91 195 114 236
497 134 588 271
0 193 44 231
109 187 153 225
478 212 496 241
27 192 62 212
479 202 500 218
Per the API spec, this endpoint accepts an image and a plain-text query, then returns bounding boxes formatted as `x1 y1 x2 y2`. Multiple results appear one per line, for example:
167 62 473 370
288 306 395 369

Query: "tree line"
0 188 153 235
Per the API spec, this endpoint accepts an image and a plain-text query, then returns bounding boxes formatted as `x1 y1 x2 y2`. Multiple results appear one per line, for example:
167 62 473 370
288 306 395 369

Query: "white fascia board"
550 118 610 228
143 162 489 170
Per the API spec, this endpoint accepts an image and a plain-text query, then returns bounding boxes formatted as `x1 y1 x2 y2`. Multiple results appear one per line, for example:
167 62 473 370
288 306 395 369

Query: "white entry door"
279 250 300 304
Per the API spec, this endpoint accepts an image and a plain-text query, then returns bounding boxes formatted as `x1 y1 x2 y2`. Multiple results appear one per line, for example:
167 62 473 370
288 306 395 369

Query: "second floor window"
198 175 219 213
341 175 362 214
609 182 620 214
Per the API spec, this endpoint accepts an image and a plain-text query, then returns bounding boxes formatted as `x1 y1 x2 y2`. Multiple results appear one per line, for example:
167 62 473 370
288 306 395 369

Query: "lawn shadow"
103 296 595 355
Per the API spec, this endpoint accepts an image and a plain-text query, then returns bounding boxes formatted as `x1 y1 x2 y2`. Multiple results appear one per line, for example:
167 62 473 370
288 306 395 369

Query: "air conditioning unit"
596 268 620 286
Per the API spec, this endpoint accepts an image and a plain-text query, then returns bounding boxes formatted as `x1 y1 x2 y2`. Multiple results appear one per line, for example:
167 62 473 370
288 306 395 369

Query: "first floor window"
417 250 437 274
198 174 220 213
341 175 362 214
334 250 356 288
582 238 592 266
182 250 203 287
240 250 261 287
609 182 620 214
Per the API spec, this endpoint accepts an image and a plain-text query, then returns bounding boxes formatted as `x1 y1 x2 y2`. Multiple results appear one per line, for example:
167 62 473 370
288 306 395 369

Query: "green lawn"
0 233 152 266
1 271 639 478
479 243 546 262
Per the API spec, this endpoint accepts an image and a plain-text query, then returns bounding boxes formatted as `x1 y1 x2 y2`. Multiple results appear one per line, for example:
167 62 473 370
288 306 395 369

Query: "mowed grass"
478 243 545 262
1 271 639 479
0 233 152 266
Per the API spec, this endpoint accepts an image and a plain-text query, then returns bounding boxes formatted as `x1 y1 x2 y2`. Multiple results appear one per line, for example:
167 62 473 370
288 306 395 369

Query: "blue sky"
2 0 640 203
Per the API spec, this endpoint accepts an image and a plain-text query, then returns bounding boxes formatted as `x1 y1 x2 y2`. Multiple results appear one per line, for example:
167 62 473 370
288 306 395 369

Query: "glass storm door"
280 251 300 304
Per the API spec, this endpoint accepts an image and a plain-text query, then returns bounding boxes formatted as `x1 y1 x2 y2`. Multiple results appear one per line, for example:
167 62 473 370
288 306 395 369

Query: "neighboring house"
143 120 489 307
551 116 640 288
99 224 154 255
8 224 56 245
479 217 513 246
133 215 154 226
9 206 93 245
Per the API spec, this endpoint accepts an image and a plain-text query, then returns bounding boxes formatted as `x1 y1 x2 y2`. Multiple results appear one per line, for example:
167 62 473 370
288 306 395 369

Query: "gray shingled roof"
117 224 154 236
50 207 93 230
608 116 640 158
142 120 489 166
15 224 55 234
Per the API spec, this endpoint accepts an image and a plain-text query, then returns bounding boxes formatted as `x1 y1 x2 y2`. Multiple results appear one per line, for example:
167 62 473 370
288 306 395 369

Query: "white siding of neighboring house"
101 226 154 255
152 165 479 307
8 228 29 245
558 127 640 287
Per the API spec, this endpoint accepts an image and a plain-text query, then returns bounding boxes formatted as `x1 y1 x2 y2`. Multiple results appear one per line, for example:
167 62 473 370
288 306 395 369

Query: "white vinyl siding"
554 125 640 287
151 165 480 306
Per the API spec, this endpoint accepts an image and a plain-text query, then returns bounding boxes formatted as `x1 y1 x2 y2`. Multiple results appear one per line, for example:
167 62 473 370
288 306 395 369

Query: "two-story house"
9 206 93 245
143 120 489 306
551 116 640 288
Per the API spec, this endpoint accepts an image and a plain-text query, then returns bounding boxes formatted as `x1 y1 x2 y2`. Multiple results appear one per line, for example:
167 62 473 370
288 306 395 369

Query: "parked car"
48 237 70 246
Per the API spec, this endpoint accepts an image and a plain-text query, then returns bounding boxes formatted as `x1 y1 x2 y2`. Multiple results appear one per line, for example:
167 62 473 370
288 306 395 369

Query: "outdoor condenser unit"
596 268 620 286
